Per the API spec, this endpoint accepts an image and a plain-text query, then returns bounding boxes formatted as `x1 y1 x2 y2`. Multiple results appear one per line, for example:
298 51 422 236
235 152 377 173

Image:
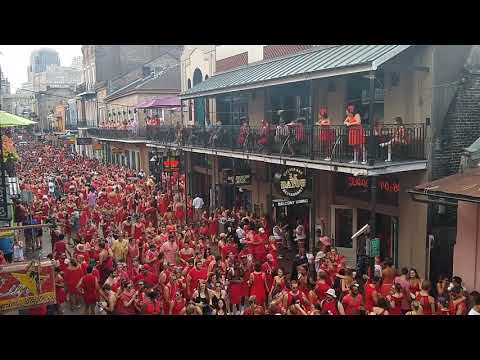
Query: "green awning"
181 45 411 99
0 111 37 128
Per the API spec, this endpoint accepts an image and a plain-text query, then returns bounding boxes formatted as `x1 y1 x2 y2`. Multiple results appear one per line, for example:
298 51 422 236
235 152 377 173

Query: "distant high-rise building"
30 48 60 73
0 69 11 96
71 56 82 70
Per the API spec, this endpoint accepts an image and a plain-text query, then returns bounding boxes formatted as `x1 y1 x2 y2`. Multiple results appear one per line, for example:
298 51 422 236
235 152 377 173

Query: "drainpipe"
367 71 376 166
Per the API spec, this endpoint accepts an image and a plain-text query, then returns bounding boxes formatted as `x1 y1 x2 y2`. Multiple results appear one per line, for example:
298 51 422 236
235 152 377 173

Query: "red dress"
64 266 84 295
363 283 377 312
55 274 66 305
81 273 98 305
175 204 185 221
342 294 363 315
208 219 218 237
346 115 365 145
449 299 466 315
171 298 186 315
250 272 267 305
416 293 434 315
389 295 403 315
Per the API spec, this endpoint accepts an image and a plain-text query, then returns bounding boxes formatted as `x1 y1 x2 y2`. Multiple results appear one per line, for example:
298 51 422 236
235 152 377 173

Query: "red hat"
347 104 355 113
319 108 328 117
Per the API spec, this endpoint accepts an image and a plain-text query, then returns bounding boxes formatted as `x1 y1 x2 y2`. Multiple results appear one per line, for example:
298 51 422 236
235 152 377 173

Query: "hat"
350 282 360 290
76 244 86 252
219 233 227 238
326 288 337 299
259 228 265 234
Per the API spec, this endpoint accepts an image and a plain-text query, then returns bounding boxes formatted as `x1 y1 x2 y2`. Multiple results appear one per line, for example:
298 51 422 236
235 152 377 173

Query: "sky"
0 45 82 93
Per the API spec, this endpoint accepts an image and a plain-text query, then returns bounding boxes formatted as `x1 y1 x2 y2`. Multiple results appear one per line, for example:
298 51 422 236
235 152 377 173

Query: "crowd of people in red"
7 137 480 316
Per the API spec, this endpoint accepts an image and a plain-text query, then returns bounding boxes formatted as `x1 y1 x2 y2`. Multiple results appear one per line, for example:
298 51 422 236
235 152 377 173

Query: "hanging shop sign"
369 237 381 258
224 169 252 186
0 260 56 312
76 137 93 145
272 198 310 207
279 167 307 197
163 155 180 173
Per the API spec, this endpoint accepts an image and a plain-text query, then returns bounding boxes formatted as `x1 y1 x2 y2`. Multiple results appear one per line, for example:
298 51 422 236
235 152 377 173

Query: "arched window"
187 79 192 89
193 68 203 86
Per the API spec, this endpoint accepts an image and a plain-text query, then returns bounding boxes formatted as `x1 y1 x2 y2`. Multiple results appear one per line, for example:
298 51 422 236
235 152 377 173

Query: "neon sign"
346 176 400 193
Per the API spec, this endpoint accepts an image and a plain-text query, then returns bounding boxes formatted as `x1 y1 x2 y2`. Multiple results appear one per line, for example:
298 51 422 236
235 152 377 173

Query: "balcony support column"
309 79 316 160
367 71 376 166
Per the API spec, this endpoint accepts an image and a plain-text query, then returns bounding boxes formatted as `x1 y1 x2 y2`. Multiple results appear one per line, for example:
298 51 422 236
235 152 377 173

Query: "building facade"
152 45 473 280
30 48 60 74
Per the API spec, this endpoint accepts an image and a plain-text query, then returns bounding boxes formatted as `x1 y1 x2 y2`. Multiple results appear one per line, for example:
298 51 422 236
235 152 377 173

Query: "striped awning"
181 45 411 99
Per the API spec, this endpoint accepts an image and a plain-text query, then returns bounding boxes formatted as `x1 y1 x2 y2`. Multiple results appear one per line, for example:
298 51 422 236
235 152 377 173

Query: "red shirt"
314 281 330 302
342 294 363 315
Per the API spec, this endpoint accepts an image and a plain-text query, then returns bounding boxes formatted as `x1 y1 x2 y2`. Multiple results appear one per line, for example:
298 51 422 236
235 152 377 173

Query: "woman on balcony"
238 120 251 151
317 108 334 161
344 104 365 164
257 119 270 153
379 117 409 162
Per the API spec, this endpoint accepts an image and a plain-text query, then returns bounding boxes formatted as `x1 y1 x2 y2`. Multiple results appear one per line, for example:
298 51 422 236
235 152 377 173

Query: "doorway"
357 209 398 265
331 206 357 267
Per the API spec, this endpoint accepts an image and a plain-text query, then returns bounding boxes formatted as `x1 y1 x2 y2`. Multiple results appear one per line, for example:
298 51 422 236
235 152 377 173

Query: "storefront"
331 173 401 267
271 165 312 251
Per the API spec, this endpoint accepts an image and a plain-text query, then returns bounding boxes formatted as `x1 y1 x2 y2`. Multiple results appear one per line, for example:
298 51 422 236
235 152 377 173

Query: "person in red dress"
313 271 331 303
63 258 84 312
415 280 436 315
227 261 244 315
169 291 186 315
317 107 335 161
126 237 139 269
55 267 66 315
448 286 467 315
77 266 105 315
114 281 138 315
387 283 404 316
186 259 208 299
363 276 380 313
344 104 365 164
249 262 268 307
261 254 275 293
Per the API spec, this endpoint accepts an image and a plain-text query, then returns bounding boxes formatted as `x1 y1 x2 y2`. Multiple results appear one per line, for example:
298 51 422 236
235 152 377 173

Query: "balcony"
88 127 147 141
147 123 426 166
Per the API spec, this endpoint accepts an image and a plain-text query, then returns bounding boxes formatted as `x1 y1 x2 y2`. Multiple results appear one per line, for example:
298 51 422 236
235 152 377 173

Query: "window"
132 151 137 170
125 150 130 168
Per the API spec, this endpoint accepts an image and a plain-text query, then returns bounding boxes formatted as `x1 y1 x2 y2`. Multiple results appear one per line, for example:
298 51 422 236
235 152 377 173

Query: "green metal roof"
181 45 411 99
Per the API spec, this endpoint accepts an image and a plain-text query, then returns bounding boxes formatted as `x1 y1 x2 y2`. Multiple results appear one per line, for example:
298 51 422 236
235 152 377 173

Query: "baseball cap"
326 288 337 298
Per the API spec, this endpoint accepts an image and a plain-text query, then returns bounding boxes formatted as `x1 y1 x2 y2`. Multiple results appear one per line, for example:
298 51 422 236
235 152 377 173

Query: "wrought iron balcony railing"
147 123 426 165
88 126 147 140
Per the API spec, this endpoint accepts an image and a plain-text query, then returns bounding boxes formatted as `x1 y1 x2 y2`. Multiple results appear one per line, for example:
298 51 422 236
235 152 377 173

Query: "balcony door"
331 205 357 267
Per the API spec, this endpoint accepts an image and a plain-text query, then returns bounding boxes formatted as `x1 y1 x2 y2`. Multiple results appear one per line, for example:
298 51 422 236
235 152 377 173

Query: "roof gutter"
408 189 480 205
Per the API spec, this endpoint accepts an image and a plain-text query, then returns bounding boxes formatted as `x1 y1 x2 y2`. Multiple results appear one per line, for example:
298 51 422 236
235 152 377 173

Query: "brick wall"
263 45 313 60
431 72 480 180
215 52 248 73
